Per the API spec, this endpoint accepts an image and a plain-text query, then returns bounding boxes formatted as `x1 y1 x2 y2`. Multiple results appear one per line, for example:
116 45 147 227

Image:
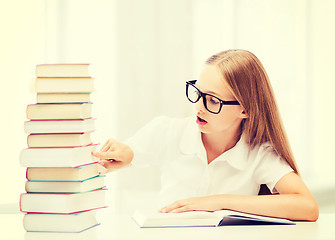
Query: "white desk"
1 210 334 240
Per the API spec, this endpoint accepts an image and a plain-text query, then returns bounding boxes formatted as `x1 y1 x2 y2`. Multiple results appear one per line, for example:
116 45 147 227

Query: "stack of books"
19 64 107 233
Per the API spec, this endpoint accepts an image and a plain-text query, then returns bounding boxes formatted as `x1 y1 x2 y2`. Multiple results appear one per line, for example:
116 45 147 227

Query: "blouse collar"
179 117 249 170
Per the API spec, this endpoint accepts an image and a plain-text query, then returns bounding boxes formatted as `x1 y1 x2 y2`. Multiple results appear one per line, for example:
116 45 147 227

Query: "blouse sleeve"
253 144 294 194
125 116 172 168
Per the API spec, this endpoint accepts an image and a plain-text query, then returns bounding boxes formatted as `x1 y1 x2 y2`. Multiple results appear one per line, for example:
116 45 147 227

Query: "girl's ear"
240 109 249 119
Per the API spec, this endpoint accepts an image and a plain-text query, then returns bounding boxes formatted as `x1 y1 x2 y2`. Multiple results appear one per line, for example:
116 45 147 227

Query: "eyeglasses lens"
187 83 221 114
187 84 200 103
205 95 221 113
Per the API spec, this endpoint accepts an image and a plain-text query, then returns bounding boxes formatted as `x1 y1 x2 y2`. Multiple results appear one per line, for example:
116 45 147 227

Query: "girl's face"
194 64 247 136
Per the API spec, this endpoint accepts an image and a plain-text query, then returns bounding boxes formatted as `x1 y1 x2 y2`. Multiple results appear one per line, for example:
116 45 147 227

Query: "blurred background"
0 0 334 213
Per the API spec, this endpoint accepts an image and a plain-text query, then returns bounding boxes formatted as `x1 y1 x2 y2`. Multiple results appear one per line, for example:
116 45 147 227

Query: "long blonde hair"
206 49 299 174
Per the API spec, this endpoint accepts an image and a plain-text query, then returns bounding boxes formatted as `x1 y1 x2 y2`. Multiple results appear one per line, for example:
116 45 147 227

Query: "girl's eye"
209 96 220 105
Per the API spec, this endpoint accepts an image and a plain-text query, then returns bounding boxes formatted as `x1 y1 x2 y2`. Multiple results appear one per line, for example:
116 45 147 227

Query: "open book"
132 209 295 228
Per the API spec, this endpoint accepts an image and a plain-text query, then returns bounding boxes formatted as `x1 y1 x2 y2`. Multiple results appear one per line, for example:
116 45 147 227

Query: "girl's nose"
194 97 206 113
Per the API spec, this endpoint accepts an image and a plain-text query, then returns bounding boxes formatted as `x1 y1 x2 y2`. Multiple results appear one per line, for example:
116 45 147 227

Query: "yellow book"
37 93 91 103
26 163 101 181
26 103 92 120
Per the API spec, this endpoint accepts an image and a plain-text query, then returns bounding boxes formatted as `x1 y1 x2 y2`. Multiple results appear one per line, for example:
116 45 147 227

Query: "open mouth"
196 116 207 126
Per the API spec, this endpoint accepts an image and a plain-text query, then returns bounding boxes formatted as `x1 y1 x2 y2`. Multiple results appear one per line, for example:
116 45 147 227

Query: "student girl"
92 49 319 221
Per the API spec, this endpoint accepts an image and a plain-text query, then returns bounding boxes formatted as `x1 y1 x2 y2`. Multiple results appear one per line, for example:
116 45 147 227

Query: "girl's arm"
91 117 173 171
92 139 134 171
160 172 319 221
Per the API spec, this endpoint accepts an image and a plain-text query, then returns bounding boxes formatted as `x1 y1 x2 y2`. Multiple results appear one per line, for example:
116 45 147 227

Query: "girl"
92 49 319 221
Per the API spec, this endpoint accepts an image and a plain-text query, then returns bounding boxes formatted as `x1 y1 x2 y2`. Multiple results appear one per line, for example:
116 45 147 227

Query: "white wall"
0 0 45 204
1 0 335 206
310 0 335 189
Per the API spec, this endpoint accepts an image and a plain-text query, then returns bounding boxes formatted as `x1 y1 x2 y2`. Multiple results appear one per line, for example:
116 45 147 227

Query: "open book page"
132 209 295 228
132 209 220 227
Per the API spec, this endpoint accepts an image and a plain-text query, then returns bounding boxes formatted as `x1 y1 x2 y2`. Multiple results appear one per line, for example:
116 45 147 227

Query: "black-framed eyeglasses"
186 80 240 114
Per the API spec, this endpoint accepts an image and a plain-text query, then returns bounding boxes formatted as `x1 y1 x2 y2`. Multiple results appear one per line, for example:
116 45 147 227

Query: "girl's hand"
91 139 134 172
159 195 224 213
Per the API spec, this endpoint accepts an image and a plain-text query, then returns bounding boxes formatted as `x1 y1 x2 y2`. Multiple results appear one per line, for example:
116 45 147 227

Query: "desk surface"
1 210 335 240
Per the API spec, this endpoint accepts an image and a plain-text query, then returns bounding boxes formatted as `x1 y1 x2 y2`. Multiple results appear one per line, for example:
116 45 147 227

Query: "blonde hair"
206 49 299 174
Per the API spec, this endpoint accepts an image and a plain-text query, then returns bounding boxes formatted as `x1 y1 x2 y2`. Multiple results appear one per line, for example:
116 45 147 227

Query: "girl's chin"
197 125 211 134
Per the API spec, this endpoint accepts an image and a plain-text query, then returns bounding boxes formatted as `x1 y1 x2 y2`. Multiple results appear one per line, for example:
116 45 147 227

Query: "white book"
36 64 91 78
20 189 107 214
24 118 95 134
24 226 98 240
23 210 99 232
132 209 295 228
27 132 93 148
25 175 105 193
20 144 98 168
35 77 94 93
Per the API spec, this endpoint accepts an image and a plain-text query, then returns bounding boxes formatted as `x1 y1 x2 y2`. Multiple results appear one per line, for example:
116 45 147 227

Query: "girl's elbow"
290 194 319 221
305 198 319 222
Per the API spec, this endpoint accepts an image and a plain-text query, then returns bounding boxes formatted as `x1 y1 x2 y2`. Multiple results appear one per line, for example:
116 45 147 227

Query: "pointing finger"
100 139 113 152
91 151 116 160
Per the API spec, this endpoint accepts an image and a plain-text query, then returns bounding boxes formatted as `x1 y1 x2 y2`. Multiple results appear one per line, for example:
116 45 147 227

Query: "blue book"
25 175 105 193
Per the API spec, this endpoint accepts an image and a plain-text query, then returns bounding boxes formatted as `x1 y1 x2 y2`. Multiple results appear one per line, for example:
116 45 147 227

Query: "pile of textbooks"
20 64 107 233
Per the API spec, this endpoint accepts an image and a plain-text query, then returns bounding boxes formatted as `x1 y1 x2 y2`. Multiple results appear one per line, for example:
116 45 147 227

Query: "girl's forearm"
217 193 319 221
160 173 318 221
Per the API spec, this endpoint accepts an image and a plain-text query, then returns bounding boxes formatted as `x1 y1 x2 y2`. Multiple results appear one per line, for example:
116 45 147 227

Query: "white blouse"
126 116 293 206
